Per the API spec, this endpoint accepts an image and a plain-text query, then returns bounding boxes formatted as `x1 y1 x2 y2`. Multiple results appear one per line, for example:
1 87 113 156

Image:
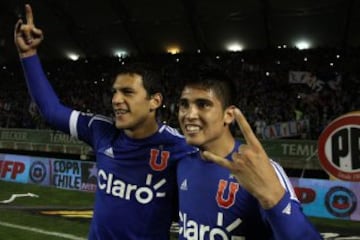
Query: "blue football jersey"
72 113 191 240
21 55 195 240
177 141 322 240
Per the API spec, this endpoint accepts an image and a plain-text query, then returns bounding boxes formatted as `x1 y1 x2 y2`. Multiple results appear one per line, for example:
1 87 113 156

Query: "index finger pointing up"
234 108 262 149
25 4 34 25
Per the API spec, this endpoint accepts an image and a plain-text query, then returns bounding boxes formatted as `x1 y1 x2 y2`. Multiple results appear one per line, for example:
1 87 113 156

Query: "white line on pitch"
0 220 86 240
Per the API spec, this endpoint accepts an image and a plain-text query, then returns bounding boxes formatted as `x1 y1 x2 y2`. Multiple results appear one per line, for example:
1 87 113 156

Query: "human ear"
149 93 163 111
224 105 236 126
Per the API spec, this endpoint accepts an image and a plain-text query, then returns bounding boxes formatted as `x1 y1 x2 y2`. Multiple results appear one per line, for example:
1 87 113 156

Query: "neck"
124 118 159 139
201 130 235 158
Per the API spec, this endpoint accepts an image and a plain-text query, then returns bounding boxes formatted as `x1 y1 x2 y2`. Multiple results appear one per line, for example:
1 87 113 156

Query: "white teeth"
186 125 200 132
114 109 128 115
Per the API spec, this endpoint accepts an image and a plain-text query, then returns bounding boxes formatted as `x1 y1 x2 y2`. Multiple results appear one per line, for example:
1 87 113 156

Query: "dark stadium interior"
1 2 360 237
1 0 360 62
1 0 360 138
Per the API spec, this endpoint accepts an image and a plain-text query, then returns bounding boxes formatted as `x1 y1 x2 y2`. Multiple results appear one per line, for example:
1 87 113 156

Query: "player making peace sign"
176 65 322 239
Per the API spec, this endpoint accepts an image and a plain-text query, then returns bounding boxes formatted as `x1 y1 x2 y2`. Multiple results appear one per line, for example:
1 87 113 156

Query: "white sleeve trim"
88 115 113 127
164 125 184 138
271 159 299 202
69 110 80 139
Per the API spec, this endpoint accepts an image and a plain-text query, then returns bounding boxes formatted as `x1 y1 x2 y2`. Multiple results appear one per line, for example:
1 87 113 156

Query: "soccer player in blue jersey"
14 5 193 240
177 66 323 239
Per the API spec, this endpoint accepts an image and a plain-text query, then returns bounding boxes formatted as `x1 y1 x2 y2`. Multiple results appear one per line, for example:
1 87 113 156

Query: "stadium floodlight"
167 46 180 55
295 41 310 50
226 43 243 52
67 52 80 61
114 50 128 58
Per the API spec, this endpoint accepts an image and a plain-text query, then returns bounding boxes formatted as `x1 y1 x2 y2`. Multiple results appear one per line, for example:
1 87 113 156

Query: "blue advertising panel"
0 154 30 183
291 178 360 221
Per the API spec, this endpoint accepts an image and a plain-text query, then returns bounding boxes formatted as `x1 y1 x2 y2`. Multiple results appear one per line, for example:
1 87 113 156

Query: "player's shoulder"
158 124 198 153
81 113 114 128
158 124 185 140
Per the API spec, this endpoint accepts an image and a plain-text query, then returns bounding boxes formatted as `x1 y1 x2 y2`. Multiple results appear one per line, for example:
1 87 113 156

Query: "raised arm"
14 4 73 133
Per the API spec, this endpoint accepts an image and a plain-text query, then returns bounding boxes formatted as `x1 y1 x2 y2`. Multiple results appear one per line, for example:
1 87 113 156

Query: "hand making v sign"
203 108 286 209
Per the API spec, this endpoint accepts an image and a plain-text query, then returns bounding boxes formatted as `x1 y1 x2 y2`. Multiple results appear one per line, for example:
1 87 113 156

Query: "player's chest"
178 160 253 209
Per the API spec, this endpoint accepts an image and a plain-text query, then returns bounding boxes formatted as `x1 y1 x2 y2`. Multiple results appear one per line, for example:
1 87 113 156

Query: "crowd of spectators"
1 47 359 140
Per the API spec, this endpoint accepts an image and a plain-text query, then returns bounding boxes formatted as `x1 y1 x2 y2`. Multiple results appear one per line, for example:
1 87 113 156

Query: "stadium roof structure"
1 0 360 63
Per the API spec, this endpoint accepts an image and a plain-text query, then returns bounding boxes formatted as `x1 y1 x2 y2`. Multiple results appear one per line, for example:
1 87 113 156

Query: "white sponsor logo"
282 202 292 215
180 179 188 191
98 170 166 204
179 211 244 240
104 147 114 158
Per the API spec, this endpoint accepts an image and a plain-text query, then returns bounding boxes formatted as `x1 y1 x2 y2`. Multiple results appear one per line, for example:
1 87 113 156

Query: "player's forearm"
264 192 322 239
21 54 72 132
256 182 286 209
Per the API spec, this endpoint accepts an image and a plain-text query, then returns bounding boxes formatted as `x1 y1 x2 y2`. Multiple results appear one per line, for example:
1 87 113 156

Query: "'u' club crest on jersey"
216 179 239 208
149 149 170 171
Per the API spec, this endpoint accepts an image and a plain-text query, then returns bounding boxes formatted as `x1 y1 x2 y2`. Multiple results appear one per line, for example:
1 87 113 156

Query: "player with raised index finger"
15 4 195 240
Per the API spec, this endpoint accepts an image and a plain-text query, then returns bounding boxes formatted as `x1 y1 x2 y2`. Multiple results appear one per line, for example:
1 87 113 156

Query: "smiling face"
178 85 234 150
112 73 161 137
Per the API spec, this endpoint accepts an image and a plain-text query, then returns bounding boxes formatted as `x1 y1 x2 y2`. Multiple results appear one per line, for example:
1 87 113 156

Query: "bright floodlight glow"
295 41 310 50
226 43 243 52
167 47 180 55
114 50 128 58
67 53 80 61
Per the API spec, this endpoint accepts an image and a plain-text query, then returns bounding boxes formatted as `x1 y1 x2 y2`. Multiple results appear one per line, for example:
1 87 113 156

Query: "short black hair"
180 64 237 109
112 62 163 97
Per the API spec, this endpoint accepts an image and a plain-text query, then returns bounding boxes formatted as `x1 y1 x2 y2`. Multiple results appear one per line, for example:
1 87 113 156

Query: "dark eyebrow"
112 86 135 92
178 98 213 106
195 98 213 105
